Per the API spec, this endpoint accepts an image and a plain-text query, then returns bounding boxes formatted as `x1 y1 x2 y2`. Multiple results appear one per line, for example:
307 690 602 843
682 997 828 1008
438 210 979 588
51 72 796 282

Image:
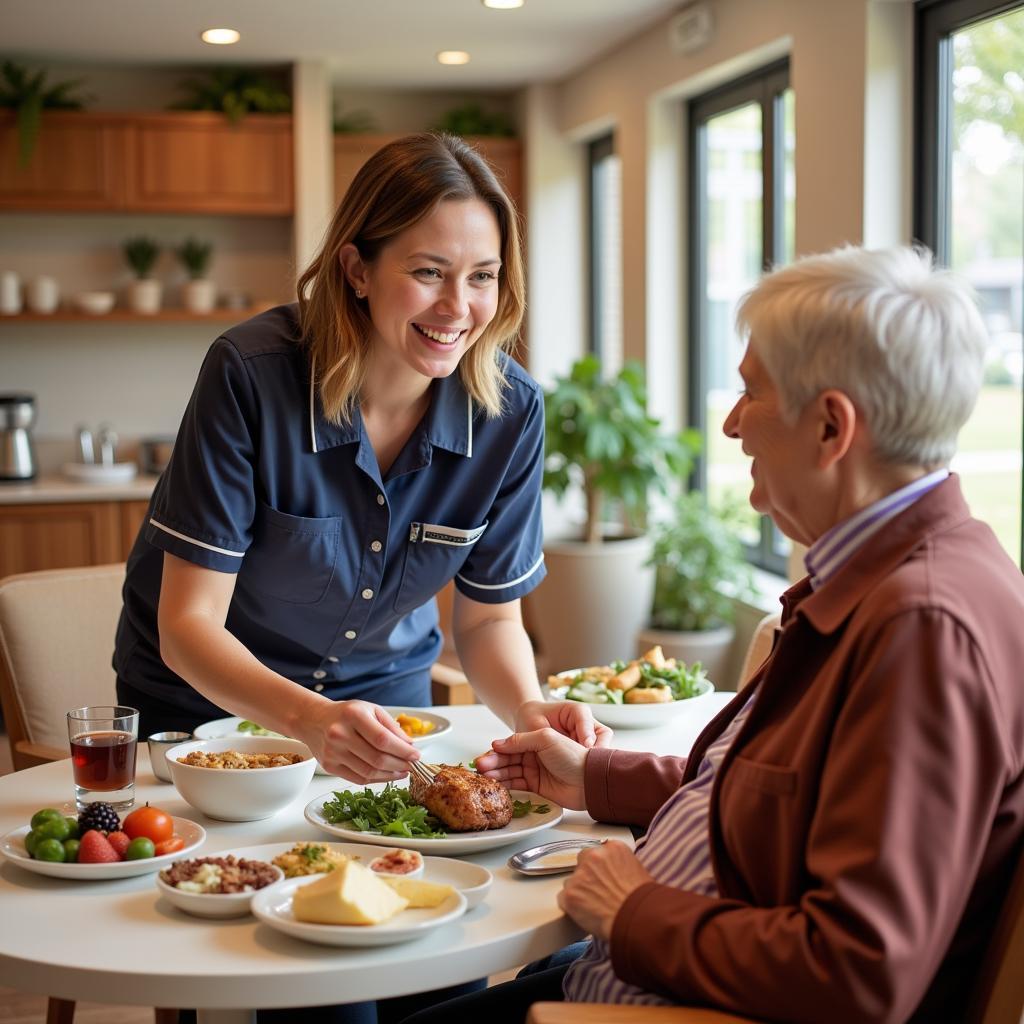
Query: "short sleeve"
454 387 546 604
145 338 257 573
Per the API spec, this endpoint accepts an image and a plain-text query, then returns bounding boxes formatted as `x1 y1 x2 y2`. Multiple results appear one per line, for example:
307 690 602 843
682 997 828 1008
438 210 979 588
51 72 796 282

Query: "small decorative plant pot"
183 278 217 315
128 278 162 315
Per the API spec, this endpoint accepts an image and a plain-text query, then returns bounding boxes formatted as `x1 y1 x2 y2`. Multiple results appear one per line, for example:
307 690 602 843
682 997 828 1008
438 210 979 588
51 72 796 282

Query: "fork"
408 761 440 786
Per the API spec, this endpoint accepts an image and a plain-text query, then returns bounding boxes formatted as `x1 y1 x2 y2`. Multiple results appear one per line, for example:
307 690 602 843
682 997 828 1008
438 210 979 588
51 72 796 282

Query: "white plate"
380 707 452 747
305 788 564 855
202 840 490 906
546 672 716 729
0 816 205 880
251 872 468 947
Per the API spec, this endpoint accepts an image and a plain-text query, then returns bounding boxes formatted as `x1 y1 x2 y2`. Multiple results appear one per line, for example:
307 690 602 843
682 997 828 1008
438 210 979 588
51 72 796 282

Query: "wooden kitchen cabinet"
0 110 293 215
0 500 148 578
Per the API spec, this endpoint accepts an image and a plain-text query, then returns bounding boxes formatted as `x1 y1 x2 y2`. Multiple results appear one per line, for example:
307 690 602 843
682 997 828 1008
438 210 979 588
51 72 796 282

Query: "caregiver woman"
114 132 606 782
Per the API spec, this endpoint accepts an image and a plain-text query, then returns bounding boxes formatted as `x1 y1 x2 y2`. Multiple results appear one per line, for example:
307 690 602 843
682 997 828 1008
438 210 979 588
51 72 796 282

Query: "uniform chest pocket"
728 755 798 797
240 503 342 605
394 520 488 615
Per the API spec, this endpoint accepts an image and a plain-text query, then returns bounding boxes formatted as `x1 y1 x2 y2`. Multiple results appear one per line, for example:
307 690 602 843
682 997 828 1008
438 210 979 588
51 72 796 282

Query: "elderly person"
402 246 1024 1024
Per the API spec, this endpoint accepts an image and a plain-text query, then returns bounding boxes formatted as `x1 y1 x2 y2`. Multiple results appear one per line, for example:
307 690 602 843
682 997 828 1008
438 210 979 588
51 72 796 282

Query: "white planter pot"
128 278 162 315
183 278 217 314
528 533 655 672
636 623 736 690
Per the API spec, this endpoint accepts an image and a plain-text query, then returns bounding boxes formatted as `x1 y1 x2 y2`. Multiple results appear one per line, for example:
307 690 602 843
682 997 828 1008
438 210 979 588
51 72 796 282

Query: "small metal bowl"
507 838 605 876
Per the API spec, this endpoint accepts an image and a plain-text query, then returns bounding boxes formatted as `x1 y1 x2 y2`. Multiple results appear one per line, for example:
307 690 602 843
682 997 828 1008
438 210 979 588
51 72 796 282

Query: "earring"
355 289 364 298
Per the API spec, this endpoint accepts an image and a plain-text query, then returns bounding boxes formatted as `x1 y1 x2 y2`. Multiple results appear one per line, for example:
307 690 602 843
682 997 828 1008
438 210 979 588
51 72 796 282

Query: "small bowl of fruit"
0 801 205 880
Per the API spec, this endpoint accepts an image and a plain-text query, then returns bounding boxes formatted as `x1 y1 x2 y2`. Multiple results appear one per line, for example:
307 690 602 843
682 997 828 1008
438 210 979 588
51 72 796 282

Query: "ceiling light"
200 28 240 45
437 50 470 65
482 0 525 8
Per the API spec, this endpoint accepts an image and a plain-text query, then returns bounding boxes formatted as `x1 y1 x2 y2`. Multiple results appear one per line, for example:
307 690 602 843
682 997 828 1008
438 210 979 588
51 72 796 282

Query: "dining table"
0 694 733 1024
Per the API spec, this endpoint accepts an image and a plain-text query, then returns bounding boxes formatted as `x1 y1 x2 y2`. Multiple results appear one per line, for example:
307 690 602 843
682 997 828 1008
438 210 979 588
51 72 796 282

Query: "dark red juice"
70 730 137 790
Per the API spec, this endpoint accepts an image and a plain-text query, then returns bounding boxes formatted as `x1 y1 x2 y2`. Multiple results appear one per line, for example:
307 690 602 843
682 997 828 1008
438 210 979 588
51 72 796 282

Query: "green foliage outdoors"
543 355 701 544
647 491 754 632
432 102 516 137
0 60 91 166
170 68 291 124
176 237 213 279
122 236 160 279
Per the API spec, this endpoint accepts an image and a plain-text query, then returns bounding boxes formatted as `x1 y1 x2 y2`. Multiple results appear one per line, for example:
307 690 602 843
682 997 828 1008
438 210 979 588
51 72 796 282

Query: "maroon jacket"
584 477 1024 1023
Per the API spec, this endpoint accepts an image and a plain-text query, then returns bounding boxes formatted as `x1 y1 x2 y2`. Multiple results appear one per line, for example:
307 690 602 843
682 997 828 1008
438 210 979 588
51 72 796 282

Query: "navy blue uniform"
114 304 546 731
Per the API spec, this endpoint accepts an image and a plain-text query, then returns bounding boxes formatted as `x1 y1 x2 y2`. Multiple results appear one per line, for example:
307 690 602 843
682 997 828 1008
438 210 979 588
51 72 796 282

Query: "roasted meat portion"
409 764 513 832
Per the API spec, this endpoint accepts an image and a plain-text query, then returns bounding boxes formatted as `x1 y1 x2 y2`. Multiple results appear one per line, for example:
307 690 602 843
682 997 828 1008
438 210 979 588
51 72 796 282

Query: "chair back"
967 839 1024 1023
737 611 782 689
0 563 125 769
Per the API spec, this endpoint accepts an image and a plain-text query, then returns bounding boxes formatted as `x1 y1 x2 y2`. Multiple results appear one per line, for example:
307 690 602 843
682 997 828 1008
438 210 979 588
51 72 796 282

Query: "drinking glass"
67 705 139 810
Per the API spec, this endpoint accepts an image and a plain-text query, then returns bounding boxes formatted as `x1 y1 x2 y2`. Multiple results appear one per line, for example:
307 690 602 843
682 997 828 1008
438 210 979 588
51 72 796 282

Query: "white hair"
736 245 989 467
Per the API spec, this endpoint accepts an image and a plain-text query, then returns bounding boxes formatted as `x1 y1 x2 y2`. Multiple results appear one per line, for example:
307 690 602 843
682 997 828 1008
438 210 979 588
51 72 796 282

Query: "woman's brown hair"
297 132 525 423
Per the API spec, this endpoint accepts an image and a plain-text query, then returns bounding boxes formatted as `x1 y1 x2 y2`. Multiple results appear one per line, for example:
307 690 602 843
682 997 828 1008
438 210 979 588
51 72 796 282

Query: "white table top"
0 696 733 1019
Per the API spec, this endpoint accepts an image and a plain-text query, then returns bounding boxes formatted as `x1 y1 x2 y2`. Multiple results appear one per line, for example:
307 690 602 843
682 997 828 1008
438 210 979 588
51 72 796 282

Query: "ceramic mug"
0 271 21 315
27 276 59 315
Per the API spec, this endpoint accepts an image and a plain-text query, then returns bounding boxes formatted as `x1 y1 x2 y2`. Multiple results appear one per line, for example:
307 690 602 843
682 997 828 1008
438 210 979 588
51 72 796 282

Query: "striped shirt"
805 469 950 589
563 694 755 1005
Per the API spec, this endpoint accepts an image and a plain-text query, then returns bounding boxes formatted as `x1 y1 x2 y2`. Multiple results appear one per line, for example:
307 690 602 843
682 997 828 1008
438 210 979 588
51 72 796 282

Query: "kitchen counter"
0 473 159 505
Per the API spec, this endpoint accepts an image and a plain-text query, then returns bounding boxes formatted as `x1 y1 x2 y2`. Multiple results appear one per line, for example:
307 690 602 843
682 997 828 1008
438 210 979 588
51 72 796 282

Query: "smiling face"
722 343 823 545
345 198 502 390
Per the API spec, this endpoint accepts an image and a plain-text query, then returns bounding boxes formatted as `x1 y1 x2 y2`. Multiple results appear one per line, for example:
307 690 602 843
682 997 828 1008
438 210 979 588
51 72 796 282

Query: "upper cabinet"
0 111 293 215
333 134 522 214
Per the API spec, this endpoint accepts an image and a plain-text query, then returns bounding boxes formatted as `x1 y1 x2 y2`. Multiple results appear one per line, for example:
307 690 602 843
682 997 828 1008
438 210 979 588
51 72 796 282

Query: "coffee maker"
0 393 37 481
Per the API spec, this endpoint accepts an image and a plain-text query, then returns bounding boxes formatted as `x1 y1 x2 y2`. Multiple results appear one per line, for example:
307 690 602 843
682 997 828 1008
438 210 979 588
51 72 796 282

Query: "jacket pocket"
394 520 487 615
240 503 342 605
728 755 798 797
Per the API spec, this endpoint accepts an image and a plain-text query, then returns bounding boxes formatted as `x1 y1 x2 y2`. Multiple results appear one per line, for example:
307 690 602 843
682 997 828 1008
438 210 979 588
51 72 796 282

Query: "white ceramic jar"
0 271 21 315
27 275 59 314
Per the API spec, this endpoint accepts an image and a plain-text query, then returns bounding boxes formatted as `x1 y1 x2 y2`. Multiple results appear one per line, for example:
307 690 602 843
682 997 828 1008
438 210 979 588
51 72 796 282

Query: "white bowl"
63 461 138 484
155 859 284 918
75 291 115 315
165 736 316 821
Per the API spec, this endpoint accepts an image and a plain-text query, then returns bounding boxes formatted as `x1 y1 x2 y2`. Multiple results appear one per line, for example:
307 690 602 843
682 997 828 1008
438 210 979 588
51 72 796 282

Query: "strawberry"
78 829 120 864
106 830 130 859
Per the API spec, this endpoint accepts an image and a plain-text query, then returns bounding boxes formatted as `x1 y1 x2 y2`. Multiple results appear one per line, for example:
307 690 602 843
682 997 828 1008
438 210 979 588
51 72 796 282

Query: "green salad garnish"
236 720 284 737
563 658 708 704
321 783 447 839
512 798 551 818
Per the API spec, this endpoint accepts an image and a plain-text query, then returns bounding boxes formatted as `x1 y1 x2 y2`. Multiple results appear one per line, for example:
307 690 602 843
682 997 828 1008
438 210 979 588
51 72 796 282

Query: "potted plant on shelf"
637 491 755 689
177 238 215 314
0 60 91 166
169 68 291 124
123 236 161 315
528 355 700 671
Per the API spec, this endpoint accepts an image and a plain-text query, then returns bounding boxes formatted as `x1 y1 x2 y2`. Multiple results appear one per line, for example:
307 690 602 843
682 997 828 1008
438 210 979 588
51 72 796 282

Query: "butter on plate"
293 859 409 925
382 877 456 908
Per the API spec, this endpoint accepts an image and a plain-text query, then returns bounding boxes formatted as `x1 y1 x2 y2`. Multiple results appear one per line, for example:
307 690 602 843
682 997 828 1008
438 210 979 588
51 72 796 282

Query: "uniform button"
345 630 357 639
376 494 385 506
313 669 327 680
328 655 340 662
313 683 325 692
361 588 374 600
370 540 382 553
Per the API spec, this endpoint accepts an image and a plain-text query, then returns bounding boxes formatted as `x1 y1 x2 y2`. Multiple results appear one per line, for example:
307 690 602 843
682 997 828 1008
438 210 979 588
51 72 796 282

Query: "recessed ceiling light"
200 28 240 45
482 0 525 8
437 50 471 65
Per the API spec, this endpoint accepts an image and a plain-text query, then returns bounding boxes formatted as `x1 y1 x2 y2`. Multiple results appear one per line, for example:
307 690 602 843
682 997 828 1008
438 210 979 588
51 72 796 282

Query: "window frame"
686 59 791 575
915 0 1024 567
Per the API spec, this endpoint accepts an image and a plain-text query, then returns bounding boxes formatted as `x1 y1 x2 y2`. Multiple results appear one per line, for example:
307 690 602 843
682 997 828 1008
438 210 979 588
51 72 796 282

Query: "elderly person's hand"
305 700 420 784
515 698 614 749
476 726 591 809
557 840 654 942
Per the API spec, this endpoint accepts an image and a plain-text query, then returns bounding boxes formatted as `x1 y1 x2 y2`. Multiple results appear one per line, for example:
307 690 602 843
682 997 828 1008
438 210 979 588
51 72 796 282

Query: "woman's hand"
303 700 420 784
475 727 590 809
557 841 654 942
516 699 614 749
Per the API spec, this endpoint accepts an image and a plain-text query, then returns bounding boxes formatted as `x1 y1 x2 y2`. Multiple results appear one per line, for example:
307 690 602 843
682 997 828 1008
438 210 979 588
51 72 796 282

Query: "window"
917 0 1024 566
587 134 623 368
687 61 794 575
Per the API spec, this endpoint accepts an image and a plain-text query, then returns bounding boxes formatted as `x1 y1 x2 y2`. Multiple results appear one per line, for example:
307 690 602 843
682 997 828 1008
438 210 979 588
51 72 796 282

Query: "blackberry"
78 801 120 835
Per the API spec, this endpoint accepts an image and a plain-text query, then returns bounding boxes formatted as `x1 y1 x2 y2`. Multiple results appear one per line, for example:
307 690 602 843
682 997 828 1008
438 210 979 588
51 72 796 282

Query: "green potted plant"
528 355 700 671
123 236 161 315
637 492 755 688
0 60 91 166
431 103 516 138
177 237 215 314
169 68 291 124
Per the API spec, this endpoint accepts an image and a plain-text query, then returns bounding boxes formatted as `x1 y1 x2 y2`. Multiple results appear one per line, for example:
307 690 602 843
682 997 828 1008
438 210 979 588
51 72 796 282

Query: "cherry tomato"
154 835 185 856
122 803 173 844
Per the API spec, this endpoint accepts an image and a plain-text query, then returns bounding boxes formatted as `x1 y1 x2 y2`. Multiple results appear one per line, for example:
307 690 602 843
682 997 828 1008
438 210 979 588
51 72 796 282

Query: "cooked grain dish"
177 749 306 769
272 842 352 877
160 856 279 893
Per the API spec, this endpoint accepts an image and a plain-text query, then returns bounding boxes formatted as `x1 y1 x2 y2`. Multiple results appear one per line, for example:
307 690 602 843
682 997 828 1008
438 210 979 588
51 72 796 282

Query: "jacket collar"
782 474 972 636
308 359 473 458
